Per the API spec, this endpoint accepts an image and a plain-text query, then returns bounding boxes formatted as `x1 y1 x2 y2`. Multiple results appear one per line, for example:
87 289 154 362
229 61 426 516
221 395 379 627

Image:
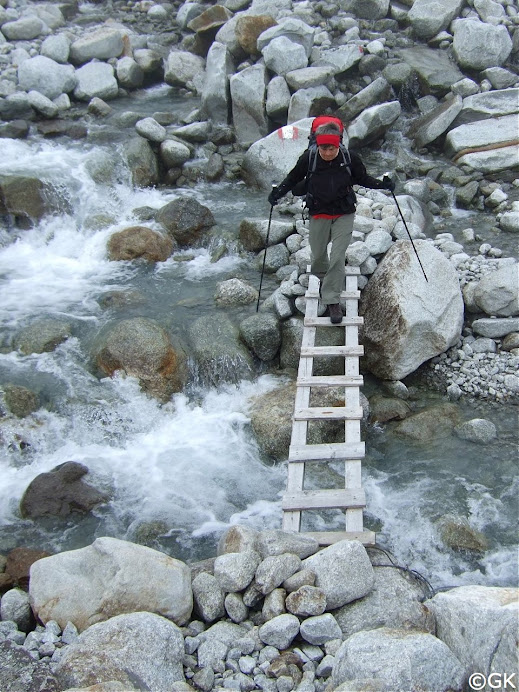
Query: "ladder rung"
306 265 360 276
304 316 363 327
297 375 363 387
289 442 365 462
303 530 376 546
282 488 366 511
300 345 364 357
305 290 360 300
293 406 363 420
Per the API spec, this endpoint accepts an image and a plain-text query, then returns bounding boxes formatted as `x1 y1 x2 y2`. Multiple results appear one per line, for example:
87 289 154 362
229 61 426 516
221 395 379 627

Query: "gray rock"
239 217 294 252
258 531 320 560
14 318 71 355
160 139 191 168
55 612 184 691
346 241 371 267
299 613 342 645
29 537 192 631
188 313 255 386
18 56 76 100
3 384 39 418
410 93 462 149
2 16 44 40
231 64 269 146
74 61 118 102
500 211 519 234
361 241 463 379
257 243 290 273
302 541 375 609
437 515 489 553
258 614 300 649
255 553 302 595
347 101 401 148
407 0 464 39
192 666 215 691
201 41 234 125
427 586 518 683
393 403 462 442
262 588 287 620
338 0 389 20
192 572 226 623
452 19 513 71
1 588 32 632
116 57 144 89
214 551 261 592
125 136 160 187
454 418 497 444
27 91 58 119
364 230 393 256
0 639 60 692
399 46 464 96
157 196 215 246
473 263 518 317
225 592 249 623
445 114 519 158
257 17 315 56
215 278 258 307
239 313 281 361
287 85 336 124
218 525 259 555
313 45 363 76
336 77 391 123
332 628 465 691
335 566 435 638
456 145 518 174
283 569 316 592
41 34 70 64
70 28 124 64
456 88 519 126
164 50 205 90
266 75 291 119
134 49 162 76
285 66 334 90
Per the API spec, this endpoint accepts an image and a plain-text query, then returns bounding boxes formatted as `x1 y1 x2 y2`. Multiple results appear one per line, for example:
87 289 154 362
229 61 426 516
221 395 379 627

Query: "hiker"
268 120 395 324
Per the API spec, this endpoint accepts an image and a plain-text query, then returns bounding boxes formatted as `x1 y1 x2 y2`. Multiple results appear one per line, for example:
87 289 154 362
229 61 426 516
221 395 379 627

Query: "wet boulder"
107 226 174 262
74 62 119 102
214 278 258 307
95 317 188 402
239 217 294 252
347 101 401 148
164 50 205 90
14 318 72 355
437 515 488 553
2 384 39 418
54 612 185 691
187 313 254 386
0 175 70 227
239 313 281 361
125 136 160 188
19 461 110 519
360 241 464 380
17 56 76 100
393 403 463 442
200 41 234 125
29 537 193 631
157 197 216 246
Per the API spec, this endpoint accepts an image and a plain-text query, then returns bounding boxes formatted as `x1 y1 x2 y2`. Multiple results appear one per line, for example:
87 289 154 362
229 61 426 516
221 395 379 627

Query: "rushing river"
0 92 517 590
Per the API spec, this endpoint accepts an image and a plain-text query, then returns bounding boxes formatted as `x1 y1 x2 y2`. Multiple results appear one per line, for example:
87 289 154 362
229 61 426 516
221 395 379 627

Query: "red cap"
316 134 340 147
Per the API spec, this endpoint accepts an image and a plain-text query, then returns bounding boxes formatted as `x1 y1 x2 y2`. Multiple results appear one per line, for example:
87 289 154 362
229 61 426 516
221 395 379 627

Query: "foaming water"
0 339 284 559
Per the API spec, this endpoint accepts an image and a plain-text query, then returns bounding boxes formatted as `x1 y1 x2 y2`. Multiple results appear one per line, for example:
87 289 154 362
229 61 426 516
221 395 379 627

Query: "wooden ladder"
282 266 376 546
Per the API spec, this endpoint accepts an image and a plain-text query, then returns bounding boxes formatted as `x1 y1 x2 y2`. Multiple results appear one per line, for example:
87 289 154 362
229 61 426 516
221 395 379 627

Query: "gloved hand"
268 186 281 206
382 175 396 192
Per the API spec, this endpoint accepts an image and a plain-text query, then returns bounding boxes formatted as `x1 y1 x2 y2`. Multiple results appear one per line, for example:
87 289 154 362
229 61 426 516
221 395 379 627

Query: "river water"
0 89 517 590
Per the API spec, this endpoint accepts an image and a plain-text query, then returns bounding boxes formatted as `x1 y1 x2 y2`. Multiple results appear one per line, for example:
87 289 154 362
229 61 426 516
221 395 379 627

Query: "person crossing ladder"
268 118 395 323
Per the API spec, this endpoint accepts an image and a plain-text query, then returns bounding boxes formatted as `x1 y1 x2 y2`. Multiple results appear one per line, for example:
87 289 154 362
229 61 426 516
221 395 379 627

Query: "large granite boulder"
302 540 375 609
55 612 185 691
14 318 72 354
29 537 193 631
427 585 518 684
69 28 124 64
230 63 269 146
164 49 205 91
347 101 401 148
242 117 313 189
360 240 464 380
95 317 188 402
445 114 519 159
74 61 119 101
407 0 464 39
201 41 234 125
332 628 465 691
472 263 519 317
399 47 464 96
0 175 70 227
187 313 254 386
17 56 76 100
20 461 109 519
157 197 216 246
393 403 463 442
124 136 160 188
452 19 513 71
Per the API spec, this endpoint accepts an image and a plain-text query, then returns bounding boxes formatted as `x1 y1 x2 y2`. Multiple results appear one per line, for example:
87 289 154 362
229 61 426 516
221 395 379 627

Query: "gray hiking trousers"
309 214 355 305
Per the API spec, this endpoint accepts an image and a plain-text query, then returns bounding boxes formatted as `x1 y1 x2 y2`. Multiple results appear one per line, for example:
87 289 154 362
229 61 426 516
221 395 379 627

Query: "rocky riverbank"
1 529 518 692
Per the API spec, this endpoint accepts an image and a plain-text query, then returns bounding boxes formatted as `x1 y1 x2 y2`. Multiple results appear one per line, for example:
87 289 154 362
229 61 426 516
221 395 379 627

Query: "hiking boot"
328 303 343 324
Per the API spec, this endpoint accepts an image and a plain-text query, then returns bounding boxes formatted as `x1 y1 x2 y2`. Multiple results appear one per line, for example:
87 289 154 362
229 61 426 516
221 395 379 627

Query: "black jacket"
277 148 387 216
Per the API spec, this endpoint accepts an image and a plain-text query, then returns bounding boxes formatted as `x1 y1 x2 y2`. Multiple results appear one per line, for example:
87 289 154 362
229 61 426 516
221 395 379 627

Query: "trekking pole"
256 202 274 312
384 176 428 283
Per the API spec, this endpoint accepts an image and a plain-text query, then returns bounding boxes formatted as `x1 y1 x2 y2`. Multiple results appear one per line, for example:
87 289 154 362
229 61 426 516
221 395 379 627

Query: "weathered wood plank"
304 316 364 327
293 406 363 421
282 488 366 511
289 442 365 461
304 530 376 546
297 375 363 387
300 345 364 357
